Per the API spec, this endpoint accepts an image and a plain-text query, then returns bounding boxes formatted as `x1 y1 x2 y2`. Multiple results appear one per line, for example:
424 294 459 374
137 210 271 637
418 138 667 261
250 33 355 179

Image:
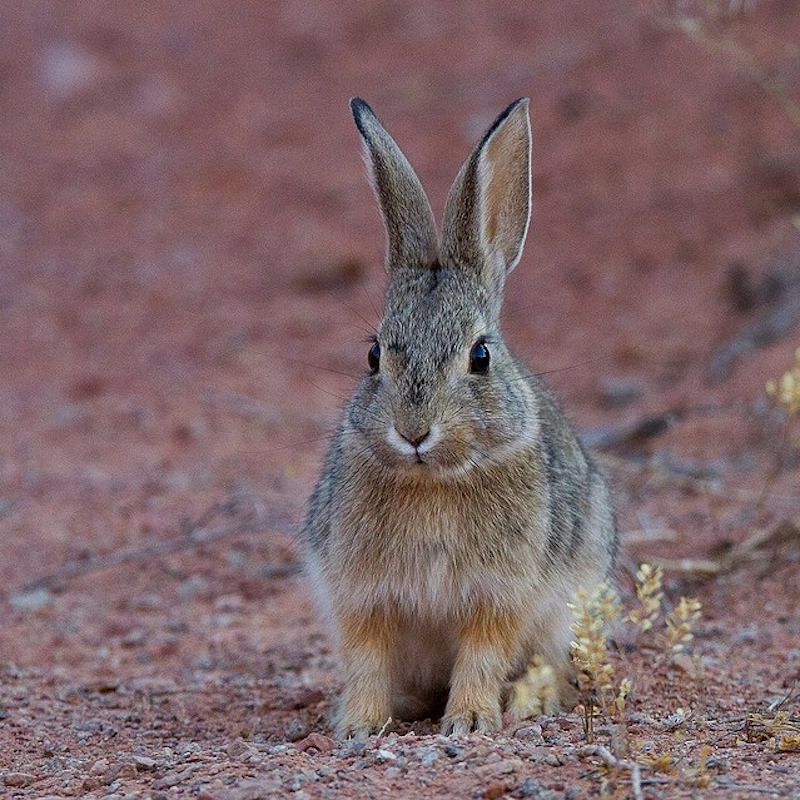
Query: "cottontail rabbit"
303 97 616 739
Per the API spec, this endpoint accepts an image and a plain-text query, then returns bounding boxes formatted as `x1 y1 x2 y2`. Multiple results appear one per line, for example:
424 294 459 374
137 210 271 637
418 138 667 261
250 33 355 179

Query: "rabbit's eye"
368 341 381 374
469 341 490 374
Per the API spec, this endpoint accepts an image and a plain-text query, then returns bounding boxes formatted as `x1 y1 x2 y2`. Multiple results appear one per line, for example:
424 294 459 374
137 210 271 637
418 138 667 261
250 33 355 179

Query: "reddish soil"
2 1 800 798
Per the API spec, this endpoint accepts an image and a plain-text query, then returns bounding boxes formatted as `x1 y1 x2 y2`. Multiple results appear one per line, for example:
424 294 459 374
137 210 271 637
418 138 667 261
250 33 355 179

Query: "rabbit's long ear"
441 99 531 285
350 98 439 271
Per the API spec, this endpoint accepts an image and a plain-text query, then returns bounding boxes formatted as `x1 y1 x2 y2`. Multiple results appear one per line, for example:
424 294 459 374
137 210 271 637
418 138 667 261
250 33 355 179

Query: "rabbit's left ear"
441 99 531 280
350 98 439 272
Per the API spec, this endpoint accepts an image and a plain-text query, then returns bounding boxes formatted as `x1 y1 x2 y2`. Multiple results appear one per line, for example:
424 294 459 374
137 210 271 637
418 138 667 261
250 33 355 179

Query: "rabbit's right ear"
350 98 439 271
441 99 531 289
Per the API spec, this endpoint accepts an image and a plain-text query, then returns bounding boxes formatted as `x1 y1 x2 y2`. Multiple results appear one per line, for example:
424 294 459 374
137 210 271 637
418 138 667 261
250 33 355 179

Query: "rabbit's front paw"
335 693 393 741
441 705 502 736
335 719 378 741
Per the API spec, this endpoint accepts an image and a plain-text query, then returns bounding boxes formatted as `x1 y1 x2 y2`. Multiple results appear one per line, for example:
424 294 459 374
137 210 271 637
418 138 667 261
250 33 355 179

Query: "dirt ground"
2 1 800 798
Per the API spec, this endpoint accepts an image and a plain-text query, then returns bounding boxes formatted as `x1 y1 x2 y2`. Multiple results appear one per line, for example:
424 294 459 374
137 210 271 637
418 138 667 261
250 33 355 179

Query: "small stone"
485 779 507 800
9 587 51 611
375 749 396 762
227 739 253 758
474 758 522 778
514 723 544 743
286 719 310 741
293 733 336 753
152 765 196 789
111 761 138 781
133 755 157 771
519 777 545 797
443 743 465 759
420 750 438 767
90 758 110 776
3 772 37 787
346 740 367 756
527 746 551 762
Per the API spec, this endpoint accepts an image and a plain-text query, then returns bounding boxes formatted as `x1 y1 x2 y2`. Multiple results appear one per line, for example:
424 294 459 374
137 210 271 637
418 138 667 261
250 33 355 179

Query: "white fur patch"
386 422 440 457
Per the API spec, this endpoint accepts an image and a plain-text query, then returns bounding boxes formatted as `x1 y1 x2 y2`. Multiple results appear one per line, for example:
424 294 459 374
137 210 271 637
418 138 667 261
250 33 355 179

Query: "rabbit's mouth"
382 421 481 478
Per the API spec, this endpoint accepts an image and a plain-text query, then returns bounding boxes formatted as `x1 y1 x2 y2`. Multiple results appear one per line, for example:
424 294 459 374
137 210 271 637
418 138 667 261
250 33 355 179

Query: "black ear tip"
477 98 531 150
350 97 373 122
500 97 530 123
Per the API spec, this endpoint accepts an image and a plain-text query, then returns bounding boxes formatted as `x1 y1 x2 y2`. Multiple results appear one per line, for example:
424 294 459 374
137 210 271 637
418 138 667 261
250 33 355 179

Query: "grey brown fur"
303 97 617 739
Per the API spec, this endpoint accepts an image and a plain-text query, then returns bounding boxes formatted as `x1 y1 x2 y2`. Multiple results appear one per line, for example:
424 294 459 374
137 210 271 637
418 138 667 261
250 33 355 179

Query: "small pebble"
514 723 544 743
519 777 544 797
3 772 37 787
90 758 109 776
420 750 438 767
444 743 465 759
286 719 310 741
151 765 197 789
346 740 367 756
9 587 51 611
484 779 507 800
294 733 336 753
226 739 252 758
133 755 157 771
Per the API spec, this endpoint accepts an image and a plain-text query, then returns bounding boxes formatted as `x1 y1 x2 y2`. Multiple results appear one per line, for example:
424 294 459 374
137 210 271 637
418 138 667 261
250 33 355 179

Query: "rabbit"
302 97 617 739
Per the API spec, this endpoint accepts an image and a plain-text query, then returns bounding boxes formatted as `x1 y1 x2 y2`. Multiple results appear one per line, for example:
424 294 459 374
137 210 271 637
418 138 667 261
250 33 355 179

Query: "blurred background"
2 0 799 673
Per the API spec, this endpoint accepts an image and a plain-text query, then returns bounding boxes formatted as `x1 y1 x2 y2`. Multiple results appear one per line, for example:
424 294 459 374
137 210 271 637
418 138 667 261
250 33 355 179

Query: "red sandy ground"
2 1 800 798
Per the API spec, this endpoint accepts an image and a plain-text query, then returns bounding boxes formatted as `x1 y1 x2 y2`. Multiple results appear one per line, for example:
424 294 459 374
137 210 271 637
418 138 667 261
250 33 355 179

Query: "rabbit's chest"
370 518 507 618
338 477 535 617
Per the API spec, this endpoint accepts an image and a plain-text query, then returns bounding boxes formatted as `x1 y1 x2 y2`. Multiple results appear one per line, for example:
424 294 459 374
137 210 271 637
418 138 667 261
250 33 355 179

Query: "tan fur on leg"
441 607 521 735
335 611 396 739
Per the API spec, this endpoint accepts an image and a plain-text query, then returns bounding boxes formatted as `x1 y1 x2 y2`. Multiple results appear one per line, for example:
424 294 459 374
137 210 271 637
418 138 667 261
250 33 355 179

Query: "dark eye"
469 340 490 374
368 341 381 374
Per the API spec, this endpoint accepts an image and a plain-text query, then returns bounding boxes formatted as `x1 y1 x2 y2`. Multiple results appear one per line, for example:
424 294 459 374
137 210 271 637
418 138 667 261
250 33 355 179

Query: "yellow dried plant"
570 582 621 708
766 347 800 416
665 597 703 653
627 563 665 634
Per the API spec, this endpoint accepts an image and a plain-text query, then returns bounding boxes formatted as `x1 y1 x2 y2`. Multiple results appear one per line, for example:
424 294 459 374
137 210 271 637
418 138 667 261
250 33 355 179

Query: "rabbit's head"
347 98 537 479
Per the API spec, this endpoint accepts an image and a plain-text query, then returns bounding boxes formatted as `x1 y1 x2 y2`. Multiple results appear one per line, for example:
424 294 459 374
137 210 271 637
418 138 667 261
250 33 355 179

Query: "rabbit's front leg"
441 606 521 736
334 610 395 739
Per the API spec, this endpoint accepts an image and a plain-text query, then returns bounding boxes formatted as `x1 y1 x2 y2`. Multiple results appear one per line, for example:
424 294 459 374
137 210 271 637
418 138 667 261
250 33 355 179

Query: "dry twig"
17 497 297 593
579 744 645 800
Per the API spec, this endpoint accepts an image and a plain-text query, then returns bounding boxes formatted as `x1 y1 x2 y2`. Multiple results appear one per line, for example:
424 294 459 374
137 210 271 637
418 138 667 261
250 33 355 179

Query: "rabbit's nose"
387 421 438 457
401 430 430 449
393 423 432 449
